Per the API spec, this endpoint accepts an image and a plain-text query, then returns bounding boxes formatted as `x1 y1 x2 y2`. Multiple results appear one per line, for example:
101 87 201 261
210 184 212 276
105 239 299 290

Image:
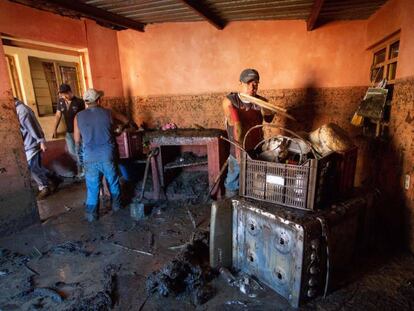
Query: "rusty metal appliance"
231 196 363 308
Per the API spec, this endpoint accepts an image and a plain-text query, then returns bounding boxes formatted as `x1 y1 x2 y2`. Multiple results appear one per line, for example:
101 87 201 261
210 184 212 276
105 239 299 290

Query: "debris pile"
69 265 118 311
166 171 209 203
48 241 92 257
146 230 216 305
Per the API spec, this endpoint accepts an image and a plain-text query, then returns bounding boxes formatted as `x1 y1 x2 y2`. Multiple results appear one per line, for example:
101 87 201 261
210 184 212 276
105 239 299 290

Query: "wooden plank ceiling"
9 0 388 32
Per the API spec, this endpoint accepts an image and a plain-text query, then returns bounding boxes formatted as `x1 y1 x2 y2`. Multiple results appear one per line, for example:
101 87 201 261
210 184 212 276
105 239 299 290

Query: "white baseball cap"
83 88 104 103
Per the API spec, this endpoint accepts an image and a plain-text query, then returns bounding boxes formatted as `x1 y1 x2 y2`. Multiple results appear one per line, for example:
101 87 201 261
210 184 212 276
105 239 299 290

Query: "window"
363 33 400 138
28 57 83 116
370 36 399 84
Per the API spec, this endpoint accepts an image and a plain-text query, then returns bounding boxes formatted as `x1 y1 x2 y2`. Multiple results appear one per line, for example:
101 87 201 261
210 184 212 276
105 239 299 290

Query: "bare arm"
223 97 242 159
74 115 81 146
52 110 62 138
223 98 242 143
112 111 129 125
111 111 129 124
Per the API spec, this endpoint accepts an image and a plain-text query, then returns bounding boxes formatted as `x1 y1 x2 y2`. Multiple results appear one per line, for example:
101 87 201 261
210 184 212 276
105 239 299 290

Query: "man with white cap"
222 68 275 197
74 88 128 222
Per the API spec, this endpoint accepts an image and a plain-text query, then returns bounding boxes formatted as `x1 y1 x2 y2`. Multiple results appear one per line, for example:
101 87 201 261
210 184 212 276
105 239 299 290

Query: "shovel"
130 148 158 220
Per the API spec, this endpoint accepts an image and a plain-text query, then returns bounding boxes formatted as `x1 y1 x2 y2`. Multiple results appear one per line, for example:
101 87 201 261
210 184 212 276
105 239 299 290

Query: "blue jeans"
224 155 240 192
28 152 54 190
66 133 83 168
84 161 121 215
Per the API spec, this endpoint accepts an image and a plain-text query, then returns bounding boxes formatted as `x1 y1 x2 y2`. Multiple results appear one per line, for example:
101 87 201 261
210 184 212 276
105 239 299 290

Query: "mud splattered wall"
0 40 39 234
128 87 368 184
366 0 414 250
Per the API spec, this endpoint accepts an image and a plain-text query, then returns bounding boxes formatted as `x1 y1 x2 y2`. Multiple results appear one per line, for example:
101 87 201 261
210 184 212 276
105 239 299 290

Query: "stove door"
233 200 304 307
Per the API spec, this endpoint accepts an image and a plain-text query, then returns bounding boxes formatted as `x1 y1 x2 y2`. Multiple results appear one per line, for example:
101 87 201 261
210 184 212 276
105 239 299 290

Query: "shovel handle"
139 148 159 201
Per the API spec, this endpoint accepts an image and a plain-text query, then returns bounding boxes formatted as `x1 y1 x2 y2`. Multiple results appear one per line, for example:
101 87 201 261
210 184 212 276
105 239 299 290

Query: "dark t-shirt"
57 96 85 133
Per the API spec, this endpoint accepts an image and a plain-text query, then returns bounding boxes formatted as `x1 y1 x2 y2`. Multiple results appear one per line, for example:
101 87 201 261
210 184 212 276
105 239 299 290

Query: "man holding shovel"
74 88 129 222
222 69 275 197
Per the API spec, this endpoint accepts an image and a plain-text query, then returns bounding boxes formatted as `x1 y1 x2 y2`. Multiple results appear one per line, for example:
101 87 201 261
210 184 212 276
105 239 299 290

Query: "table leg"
207 138 228 199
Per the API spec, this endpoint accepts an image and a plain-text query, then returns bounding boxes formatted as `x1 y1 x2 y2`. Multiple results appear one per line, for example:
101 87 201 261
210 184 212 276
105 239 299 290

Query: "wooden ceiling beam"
44 0 146 32
179 0 226 30
307 0 325 31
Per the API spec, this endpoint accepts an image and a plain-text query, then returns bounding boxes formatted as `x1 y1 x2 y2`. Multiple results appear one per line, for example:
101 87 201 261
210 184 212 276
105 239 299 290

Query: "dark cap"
59 83 72 93
240 68 260 83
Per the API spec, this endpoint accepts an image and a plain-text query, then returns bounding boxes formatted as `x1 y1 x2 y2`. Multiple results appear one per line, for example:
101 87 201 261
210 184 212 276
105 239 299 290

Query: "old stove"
210 195 372 307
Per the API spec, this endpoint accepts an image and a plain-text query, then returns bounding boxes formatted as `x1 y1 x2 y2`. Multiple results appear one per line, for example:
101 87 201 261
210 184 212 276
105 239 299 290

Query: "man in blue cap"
222 68 275 197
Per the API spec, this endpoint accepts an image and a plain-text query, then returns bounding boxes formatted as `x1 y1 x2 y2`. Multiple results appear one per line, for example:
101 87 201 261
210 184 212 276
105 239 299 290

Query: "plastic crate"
116 130 143 159
239 152 336 211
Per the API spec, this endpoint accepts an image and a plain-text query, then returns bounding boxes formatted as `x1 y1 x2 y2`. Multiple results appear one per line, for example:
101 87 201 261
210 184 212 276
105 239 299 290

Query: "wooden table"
145 129 228 200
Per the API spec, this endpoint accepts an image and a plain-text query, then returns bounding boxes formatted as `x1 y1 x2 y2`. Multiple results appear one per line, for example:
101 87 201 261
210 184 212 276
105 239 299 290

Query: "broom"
351 111 364 126
238 93 296 121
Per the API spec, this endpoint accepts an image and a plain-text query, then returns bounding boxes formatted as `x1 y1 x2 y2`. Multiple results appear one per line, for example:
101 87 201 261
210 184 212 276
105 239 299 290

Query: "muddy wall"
0 39 39 235
127 86 367 183
365 0 414 250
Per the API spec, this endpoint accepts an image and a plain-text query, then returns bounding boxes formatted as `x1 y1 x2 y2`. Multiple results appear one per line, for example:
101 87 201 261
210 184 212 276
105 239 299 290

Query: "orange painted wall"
366 0 414 250
118 19 370 96
0 40 10 98
85 20 124 97
0 0 123 97
0 1 87 48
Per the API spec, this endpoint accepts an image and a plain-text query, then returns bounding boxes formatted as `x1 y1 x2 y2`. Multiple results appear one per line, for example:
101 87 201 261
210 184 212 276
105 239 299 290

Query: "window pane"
60 66 81 98
373 48 386 65
42 62 58 113
389 41 399 59
371 66 384 83
387 62 398 80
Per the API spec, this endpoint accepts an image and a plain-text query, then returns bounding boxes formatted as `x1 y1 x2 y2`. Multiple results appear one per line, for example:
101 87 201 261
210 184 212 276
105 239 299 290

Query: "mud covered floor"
1 176 414 310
